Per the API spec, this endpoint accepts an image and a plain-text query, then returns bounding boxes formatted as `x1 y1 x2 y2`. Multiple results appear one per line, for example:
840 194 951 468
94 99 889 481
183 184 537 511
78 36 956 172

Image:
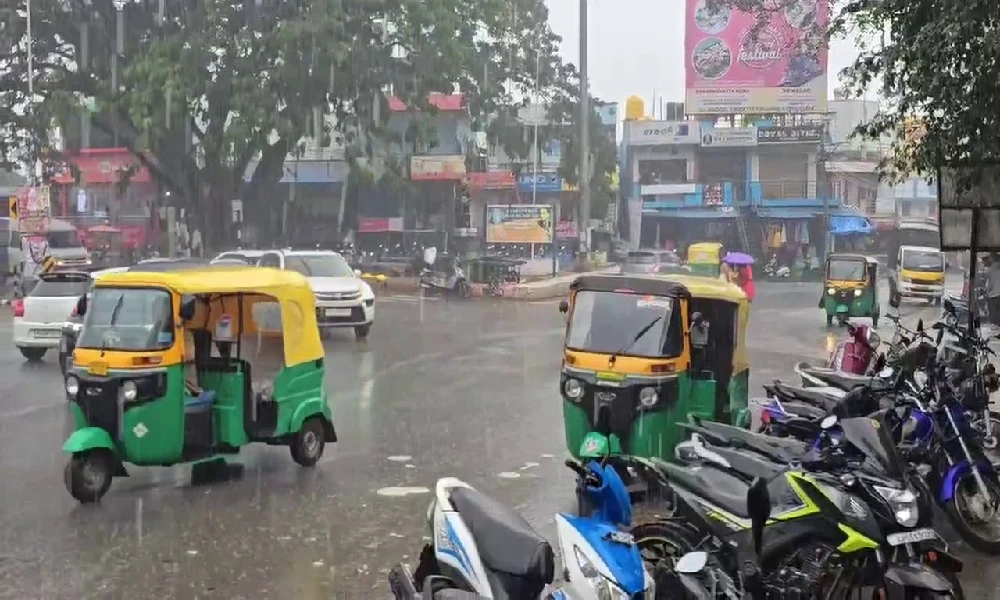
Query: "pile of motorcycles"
389 299 1000 599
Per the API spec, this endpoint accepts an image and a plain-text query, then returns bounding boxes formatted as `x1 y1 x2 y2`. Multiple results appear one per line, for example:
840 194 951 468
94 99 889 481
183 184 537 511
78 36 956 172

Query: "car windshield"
902 250 944 272
565 290 681 357
285 254 353 277
77 288 175 351
827 259 866 281
29 277 89 298
839 415 904 478
45 229 83 249
626 252 657 264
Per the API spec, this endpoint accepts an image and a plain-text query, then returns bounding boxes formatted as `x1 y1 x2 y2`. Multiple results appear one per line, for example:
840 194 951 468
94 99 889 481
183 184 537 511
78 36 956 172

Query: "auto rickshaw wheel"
290 417 326 467
65 450 114 503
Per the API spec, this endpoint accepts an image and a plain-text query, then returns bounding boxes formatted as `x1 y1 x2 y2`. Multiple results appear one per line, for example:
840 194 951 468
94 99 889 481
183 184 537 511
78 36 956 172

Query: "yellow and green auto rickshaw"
61 266 335 503
821 253 880 327
686 242 723 277
558 273 750 464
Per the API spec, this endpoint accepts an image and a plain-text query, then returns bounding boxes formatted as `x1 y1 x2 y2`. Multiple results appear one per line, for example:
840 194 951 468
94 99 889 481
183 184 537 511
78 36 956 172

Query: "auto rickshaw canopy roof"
687 242 723 264
91 266 323 367
826 253 878 264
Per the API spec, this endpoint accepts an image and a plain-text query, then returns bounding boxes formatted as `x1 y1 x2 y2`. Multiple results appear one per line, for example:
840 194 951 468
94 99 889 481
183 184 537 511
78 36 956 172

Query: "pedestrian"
737 264 755 303
988 254 1000 325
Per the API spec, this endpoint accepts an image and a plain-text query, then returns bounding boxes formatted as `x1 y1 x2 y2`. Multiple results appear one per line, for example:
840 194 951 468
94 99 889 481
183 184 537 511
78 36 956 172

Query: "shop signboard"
410 155 466 181
465 172 515 190
757 124 825 143
486 204 554 243
358 217 404 233
685 0 829 114
700 127 757 147
625 120 698 145
517 172 562 193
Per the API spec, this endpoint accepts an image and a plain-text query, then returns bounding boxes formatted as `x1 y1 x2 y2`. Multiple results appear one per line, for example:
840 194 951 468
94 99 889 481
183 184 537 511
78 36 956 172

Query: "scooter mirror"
820 415 839 430
675 551 708 574
558 299 569 313
747 478 771 558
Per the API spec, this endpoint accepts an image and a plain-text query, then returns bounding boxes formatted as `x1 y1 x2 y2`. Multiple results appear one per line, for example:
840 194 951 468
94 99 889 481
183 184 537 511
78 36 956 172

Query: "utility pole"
578 0 590 262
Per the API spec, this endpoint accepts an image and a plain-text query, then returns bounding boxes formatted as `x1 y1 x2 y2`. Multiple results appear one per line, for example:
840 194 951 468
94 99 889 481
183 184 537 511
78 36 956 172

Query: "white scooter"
388 459 657 599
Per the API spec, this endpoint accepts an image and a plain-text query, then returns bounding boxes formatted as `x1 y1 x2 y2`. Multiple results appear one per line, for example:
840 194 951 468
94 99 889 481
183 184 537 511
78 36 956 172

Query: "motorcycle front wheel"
943 474 1000 554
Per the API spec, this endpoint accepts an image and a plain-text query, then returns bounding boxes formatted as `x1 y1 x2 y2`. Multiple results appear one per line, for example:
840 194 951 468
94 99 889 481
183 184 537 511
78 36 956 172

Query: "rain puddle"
377 486 431 497
387 455 413 462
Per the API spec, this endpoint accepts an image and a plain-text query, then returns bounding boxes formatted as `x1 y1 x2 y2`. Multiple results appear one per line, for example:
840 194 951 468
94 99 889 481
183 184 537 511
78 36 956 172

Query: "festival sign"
486 204 553 244
685 0 828 114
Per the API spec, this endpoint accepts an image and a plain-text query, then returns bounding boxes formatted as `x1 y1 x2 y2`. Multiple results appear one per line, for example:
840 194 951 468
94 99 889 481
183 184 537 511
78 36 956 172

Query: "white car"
212 250 266 265
13 271 92 361
256 249 375 339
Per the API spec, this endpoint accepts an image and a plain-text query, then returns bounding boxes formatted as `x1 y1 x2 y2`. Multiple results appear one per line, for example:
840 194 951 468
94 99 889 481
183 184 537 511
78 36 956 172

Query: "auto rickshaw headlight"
65 376 79 396
827 287 836 295
854 289 862 297
122 380 138 402
564 379 583 400
639 386 658 407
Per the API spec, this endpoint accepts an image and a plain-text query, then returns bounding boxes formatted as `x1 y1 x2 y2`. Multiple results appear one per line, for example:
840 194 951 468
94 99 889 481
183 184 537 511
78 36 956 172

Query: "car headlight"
564 378 583 400
854 289 862 297
360 282 375 299
639 386 658 408
874 486 919 527
816 481 868 520
65 376 79 396
828 287 836 295
122 380 138 402
573 546 628 600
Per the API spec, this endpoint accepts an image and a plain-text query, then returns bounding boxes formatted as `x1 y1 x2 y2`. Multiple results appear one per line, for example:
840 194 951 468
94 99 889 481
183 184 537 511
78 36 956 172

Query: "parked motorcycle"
763 255 790 279
827 321 879 374
419 254 471 298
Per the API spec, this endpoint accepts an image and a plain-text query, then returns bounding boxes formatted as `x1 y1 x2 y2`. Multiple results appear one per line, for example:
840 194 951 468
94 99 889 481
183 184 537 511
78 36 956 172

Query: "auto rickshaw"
61 266 335 503
558 274 750 467
686 242 723 277
821 253 879 327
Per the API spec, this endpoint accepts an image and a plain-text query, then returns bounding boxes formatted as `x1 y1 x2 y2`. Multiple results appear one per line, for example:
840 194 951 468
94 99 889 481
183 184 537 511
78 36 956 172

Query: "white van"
0 217 92 277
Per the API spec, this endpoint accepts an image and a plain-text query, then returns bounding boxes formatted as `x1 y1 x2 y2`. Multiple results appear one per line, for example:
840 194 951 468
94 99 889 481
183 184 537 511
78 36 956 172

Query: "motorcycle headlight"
816 481 869 520
828 287 836 295
122 380 138 402
65 375 79 396
573 546 628 600
874 486 919 527
564 378 584 400
639 386 658 408
854 289 862 297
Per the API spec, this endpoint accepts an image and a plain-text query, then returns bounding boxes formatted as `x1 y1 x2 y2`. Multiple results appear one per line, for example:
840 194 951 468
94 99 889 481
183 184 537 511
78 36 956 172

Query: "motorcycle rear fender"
883 564 953 594
432 503 492 597
940 460 996 503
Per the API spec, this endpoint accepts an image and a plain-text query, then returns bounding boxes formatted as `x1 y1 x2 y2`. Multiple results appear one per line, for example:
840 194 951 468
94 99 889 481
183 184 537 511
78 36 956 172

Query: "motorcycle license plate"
886 528 937 546
836 305 849 313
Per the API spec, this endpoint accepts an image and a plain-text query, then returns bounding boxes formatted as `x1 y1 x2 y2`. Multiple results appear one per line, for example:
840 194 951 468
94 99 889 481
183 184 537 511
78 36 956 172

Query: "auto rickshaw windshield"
77 288 175 351
566 290 682 357
827 259 866 281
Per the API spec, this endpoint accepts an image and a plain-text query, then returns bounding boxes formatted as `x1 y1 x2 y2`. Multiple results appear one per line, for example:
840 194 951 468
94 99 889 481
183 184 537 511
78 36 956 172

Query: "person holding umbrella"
723 252 756 303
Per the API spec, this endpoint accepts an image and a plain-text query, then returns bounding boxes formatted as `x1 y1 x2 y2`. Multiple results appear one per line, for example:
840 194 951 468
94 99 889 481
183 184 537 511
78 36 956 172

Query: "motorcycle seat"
802 367 889 392
656 460 753 518
688 419 808 461
698 443 788 481
772 399 827 420
772 382 840 412
449 487 555 584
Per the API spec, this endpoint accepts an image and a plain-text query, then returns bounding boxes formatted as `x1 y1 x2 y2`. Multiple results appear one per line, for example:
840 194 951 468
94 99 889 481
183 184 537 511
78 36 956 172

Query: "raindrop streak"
497 472 521 479
387 455 412 462
376 486 430 497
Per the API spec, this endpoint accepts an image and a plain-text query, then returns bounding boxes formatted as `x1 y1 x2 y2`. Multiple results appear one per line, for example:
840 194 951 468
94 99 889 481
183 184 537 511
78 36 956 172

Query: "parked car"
13 271 92 362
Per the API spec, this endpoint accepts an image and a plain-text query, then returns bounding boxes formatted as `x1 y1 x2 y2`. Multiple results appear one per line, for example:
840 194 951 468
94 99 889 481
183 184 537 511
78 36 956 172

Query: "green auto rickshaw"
557 273 751 465
820 253 880 327
62 266 335 503
686 242 723 277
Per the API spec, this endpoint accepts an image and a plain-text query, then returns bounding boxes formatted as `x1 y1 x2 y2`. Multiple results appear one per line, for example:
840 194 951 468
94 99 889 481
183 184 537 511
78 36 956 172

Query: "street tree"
0 0 570 245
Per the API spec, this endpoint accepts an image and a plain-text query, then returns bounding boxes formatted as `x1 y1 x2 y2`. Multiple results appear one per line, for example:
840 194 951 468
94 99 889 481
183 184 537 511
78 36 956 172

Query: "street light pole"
578 0 590 262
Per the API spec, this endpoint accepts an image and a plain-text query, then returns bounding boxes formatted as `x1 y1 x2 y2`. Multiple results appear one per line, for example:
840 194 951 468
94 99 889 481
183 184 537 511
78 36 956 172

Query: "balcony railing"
759 180 808 199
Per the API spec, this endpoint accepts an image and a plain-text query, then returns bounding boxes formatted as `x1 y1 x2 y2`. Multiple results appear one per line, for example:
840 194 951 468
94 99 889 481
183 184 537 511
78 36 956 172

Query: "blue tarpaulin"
829 212 873 235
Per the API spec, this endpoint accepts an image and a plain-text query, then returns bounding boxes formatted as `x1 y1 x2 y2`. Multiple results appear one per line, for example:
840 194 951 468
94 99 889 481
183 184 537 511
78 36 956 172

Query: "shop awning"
755 206 822 219
641 208 735 219
829 211 873 235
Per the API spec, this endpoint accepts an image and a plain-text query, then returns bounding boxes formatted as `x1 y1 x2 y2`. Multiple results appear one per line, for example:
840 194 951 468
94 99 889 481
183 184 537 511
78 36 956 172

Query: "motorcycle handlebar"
565 459 602 487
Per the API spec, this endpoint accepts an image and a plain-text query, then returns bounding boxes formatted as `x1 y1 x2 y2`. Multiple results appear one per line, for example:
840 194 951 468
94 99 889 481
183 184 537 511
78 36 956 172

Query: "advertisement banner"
357 217 403 233
625 121 699 145
465 171 515 190
757 124 824 143
17 185 51 235
685 0 828 114
700 127 757 147
486 204 553 243
410 155 466 181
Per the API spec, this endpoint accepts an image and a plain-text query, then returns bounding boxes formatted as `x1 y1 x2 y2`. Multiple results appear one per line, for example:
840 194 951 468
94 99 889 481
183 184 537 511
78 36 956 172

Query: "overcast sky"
544 0 859 110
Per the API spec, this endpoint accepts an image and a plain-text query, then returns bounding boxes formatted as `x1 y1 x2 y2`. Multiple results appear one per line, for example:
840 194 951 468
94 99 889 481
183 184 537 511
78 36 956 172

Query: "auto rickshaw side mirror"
558 299 569 313
75 294 87 317
179 296 197 322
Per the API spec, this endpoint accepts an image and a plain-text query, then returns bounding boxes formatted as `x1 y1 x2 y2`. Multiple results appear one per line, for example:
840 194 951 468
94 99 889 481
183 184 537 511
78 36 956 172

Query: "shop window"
831 179 846 202
639 159 687 185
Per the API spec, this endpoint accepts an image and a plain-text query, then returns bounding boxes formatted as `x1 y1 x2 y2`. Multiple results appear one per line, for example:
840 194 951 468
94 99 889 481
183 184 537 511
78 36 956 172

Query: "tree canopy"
0 0 573 242
712 0 1000 189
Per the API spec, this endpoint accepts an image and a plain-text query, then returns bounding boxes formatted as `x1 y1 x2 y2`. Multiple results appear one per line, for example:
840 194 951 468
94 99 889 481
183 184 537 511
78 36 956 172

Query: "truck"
886 219 945 305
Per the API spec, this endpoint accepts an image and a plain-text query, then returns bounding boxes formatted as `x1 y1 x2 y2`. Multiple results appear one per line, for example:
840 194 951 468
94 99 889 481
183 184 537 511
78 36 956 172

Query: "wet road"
0 281 993 598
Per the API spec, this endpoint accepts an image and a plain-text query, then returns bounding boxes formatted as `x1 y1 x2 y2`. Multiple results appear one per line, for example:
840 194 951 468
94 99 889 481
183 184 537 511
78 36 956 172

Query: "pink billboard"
685 0 828 114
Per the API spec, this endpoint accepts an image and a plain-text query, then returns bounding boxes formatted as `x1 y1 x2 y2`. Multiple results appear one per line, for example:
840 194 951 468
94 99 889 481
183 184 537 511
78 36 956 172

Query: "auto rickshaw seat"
448 486 554 588
655 460 752 518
